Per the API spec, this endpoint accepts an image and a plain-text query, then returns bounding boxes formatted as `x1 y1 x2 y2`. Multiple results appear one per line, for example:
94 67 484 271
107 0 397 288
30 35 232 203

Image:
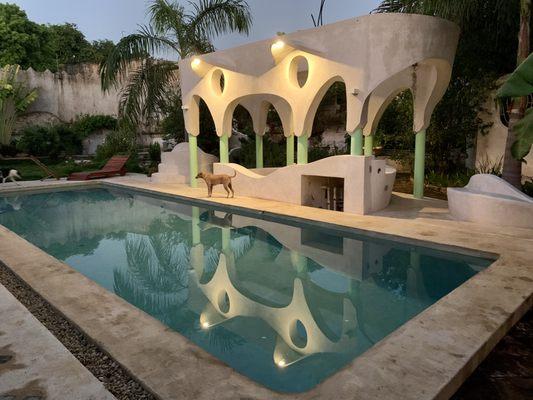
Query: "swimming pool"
0 187 493 393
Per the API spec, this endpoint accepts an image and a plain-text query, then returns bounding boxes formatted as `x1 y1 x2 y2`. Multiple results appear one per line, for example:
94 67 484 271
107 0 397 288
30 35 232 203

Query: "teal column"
297 134 308 165
364 134 373 156
219 134 229 163
255 134 264 168
350 128 363 156
413 129 426 199
188 134 198 188
286 135 295 166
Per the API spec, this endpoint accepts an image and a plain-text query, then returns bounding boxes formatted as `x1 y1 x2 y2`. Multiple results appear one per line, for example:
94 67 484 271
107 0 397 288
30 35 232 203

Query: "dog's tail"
231 170 237 178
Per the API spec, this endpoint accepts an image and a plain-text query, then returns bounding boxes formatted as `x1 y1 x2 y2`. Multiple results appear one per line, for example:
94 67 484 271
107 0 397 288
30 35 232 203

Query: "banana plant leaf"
497 53 533 99
496 54 533 160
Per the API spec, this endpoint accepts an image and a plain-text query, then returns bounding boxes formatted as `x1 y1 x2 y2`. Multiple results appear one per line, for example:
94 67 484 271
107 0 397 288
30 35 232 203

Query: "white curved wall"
214 155 396 215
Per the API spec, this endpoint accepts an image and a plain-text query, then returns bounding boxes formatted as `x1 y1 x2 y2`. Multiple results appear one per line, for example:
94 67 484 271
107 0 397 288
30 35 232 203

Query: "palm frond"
99 25 179 91
186 0 252 43
118 59 179 125
148 0 186 36
373 0 513 27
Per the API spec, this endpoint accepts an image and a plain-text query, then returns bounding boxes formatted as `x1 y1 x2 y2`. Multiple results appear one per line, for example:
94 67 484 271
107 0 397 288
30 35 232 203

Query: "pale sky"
8 0 382 50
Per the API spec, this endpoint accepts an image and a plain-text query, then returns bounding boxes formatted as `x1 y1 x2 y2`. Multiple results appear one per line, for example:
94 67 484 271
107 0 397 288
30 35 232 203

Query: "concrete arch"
302 76 346 138
221 94 294 138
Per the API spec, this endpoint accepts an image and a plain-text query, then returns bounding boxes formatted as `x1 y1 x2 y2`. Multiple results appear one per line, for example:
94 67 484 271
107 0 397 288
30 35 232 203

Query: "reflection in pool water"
0 188 492 393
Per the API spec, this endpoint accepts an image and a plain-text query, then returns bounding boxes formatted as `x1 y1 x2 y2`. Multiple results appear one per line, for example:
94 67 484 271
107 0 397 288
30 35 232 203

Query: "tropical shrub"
72 114 117 139
94 123 141 172
148 142 161 164
16 124 82 159
0 65 38 145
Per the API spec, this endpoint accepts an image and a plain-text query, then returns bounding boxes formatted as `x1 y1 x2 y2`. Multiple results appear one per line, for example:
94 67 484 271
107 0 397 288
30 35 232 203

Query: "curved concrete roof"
179 13 460 138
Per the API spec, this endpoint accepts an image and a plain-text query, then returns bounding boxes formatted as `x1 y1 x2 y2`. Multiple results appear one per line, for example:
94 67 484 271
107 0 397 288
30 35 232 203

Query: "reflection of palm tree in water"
114 216 251 352
113 218 191 326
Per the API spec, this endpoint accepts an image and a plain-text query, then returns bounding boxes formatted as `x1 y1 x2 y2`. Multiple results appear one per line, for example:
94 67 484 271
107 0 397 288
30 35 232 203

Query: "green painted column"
188 134 198 188
219 134 229 163
255 134 264 168
297 134 308 164
364 134 373 156
350 128 363 156
413 129 426 199
286 135 295 166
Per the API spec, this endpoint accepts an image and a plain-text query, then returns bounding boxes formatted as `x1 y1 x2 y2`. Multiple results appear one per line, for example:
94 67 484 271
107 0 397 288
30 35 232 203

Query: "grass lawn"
0 159 101 181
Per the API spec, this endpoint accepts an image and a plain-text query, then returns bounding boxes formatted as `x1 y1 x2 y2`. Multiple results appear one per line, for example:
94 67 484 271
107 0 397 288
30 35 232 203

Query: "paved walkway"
0 284 114 400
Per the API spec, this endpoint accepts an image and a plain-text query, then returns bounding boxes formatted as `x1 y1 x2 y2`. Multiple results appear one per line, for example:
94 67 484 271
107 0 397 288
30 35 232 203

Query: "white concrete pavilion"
178 13 459 204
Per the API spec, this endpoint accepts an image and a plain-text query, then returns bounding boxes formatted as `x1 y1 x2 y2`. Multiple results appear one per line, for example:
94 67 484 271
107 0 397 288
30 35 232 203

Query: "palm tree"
100 0 252 126
375 0 531 188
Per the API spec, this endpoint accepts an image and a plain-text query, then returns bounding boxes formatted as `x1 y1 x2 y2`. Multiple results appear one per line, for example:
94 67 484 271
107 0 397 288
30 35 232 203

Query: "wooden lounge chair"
67 156 129 181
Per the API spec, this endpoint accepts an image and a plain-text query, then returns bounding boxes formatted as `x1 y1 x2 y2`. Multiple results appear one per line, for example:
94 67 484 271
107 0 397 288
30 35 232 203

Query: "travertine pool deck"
0 176 532 400
0 284 114 399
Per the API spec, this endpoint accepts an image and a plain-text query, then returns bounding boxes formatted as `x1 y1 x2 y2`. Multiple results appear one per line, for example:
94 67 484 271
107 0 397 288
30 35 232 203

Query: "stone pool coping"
0 177 532 400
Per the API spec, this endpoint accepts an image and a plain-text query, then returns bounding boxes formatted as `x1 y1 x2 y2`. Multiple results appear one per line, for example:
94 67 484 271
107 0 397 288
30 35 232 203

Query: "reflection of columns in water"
290 250 307 274
407 249 428 300
195 251 358 368
192 206 200 245
221 227 231 252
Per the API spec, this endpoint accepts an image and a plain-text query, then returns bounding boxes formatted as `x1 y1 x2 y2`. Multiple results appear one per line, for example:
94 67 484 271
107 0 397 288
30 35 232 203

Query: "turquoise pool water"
0 188 492 393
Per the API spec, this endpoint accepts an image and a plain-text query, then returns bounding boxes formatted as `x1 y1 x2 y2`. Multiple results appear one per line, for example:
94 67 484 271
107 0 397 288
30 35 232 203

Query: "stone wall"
14 63 121 131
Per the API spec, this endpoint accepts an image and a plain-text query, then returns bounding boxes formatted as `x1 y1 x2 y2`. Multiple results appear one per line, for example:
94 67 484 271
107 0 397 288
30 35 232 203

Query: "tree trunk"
502 0 531 188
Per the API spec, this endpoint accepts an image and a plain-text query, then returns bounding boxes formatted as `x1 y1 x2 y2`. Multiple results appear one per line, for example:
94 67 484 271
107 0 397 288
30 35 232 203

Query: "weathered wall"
475 91 533 179
14 63 121 130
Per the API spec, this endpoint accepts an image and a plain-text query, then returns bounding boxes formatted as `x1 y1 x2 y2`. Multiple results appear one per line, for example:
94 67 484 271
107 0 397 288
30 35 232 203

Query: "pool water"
0 188 493 393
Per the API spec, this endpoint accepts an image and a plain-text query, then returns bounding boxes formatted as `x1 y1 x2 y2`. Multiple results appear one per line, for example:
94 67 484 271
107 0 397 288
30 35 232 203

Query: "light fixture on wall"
191 58 202 69
271 37 294 64
190 57 215 77
351 89 360 96
271 40 285 51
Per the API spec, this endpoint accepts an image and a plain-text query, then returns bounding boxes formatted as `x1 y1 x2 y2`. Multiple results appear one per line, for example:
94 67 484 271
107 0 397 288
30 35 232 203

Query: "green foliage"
160 93 186 142
426 170 474 188
0 4 115 72
72 114 118 139
497 54 533 160
148 142 161 164
311 82 346 137
374 0 525 175
522 179 533 197
16 124 82 159
94 123 142 172
497 53 533 98
0 4 54 71
0 158 100 181
237 134 286 168
0 65 38 145
100 0 252 125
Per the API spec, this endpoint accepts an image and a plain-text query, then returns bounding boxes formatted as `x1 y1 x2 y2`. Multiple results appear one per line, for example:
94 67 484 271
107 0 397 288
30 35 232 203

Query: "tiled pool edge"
0 179 532 400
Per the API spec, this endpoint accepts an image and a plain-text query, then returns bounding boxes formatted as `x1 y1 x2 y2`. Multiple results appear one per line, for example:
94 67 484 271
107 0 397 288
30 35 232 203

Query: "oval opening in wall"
289 56 309 88
212 69 225 95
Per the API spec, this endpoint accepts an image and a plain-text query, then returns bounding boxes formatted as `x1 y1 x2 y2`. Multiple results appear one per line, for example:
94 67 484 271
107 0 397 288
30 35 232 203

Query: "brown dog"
195 171 236 198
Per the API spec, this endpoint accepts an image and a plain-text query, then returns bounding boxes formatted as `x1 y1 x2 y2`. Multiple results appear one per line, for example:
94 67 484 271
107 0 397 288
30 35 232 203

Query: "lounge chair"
67 156 129 181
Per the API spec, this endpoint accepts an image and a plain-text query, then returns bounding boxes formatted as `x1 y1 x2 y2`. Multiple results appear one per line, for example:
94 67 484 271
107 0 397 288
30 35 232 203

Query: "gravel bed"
0 261 156 400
